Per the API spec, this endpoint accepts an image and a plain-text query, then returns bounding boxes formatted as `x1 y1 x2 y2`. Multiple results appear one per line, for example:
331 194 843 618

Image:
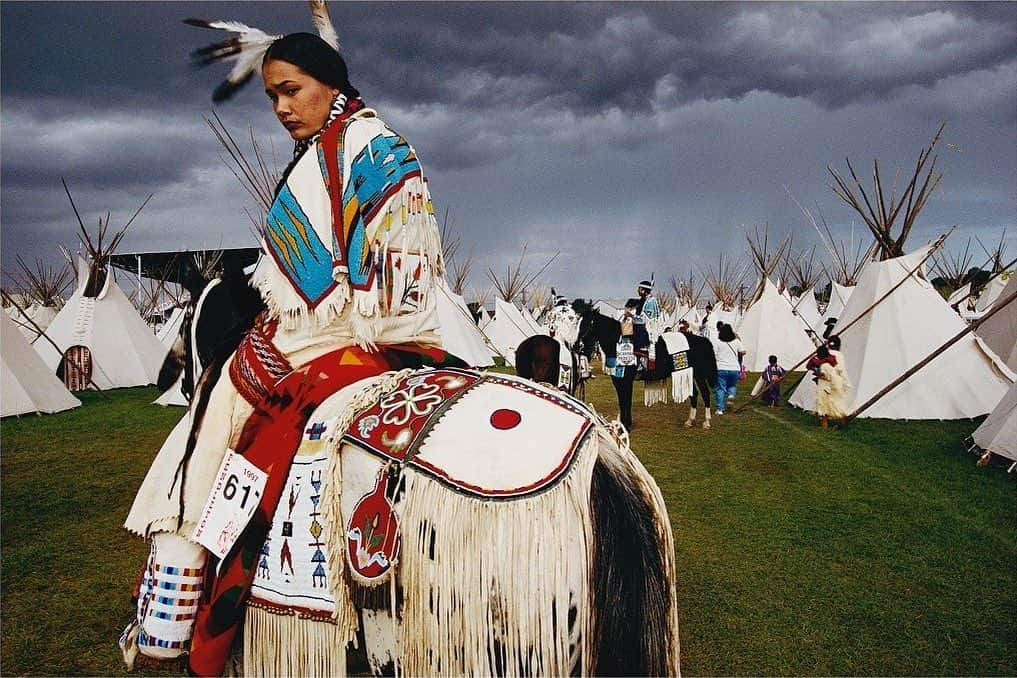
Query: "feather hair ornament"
308 0 341 52
184 1 341 103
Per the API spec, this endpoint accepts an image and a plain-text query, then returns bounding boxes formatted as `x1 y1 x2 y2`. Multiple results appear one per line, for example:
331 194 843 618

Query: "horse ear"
515 339 535 378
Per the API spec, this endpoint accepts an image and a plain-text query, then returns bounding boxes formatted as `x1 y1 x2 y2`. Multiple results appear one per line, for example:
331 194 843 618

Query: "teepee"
36 259 168 390
975 273 1017 372
4 257 72 341
973 230 1011 314
670 270 706 328
792 126 1014 418
932 237 977 303
969 380 1017 467
434 277 496 368
745 225 792 305
975 274 1009 314
785 245 824 333
702 252 750 312
736 278 817 371
481 298 536 367
33 184 165 390
735 225 815 370
2 311 82 417
790 245 1013 419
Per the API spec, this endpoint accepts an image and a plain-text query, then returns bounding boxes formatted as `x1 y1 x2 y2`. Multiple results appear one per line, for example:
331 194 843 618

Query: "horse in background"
156 256 264 402
576 301 717 429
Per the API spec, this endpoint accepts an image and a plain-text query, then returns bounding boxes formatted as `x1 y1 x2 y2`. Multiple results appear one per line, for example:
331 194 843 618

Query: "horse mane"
579 307 622 358
194 268 264 370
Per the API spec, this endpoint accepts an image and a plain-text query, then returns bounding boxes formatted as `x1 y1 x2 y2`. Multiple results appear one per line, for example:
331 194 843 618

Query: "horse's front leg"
685 384 699 428
700 377 712 429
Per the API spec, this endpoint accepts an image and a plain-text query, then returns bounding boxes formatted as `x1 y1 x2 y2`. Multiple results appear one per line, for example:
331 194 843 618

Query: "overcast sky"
2 1 1014 301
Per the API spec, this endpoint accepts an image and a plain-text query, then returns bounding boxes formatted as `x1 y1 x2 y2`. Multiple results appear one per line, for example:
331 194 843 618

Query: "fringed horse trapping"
577 306 716 430
645 331 718 430
124 289 679 675
122 365 681 676
515 334 587 399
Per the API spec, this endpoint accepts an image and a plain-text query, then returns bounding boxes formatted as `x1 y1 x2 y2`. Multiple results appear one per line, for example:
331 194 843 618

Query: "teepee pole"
732 234 948 413
1 290 110 399
844 286 1017 423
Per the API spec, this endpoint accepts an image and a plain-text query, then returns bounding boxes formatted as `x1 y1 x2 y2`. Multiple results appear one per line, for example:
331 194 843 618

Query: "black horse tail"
156 332 186 392
589 445 680 676
695 333 718 387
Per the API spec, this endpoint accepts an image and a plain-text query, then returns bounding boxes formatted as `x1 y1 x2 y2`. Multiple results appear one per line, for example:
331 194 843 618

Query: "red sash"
188 343 463 676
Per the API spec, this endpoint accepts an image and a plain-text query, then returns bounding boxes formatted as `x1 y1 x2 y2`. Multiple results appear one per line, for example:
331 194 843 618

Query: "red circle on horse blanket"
490 408 522 430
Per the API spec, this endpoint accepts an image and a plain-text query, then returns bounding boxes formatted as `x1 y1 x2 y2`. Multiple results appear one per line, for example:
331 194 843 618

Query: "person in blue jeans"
710 323 745 414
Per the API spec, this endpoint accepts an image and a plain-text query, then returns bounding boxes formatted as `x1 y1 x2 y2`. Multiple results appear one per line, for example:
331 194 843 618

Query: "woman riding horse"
122 28 465 674
122 13 679 677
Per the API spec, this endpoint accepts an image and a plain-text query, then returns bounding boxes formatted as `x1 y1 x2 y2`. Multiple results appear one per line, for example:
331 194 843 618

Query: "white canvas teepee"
975 274 1009 314
157 306 187 348
9 304 60 341
34 261 167 390
477 305 493 331
790 246 1014 419
792 288 823 335
520 305 545 335
946 282 971 308
975 274 1017 372
822 281 853 322
2 312 81 417
970 380 1017 464
434 278 496 368
736 278 817 371
481 298 536 367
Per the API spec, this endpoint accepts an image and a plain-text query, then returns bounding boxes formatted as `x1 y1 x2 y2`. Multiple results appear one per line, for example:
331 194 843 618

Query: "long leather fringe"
396 433 599 677
243 605 348 677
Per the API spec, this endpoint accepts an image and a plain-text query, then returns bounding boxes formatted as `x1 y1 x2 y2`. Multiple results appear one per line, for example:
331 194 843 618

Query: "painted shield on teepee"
345 467 401 583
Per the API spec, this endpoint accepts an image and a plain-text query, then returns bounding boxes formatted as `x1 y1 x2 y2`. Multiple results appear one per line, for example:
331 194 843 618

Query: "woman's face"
262 59 339 141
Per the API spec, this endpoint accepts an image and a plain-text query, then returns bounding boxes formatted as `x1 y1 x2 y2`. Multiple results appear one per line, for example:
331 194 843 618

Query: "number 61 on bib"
193 449 268 560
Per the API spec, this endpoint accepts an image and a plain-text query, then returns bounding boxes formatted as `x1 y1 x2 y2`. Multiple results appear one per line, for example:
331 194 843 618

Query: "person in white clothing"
710 322 745 414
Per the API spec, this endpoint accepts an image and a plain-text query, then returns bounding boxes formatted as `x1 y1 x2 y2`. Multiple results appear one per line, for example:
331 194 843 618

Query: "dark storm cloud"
1 96 220 192
2 2 1015 299
9 3 1009 116
342 3 1017 114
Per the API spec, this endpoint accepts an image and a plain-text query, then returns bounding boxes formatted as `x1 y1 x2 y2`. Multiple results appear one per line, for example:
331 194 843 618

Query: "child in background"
761 354 786 406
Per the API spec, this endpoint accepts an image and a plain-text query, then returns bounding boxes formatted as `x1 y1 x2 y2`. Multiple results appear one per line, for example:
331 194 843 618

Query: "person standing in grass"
807 338 850 428
700 303 714 338
710 322 745 415
817 335 850 427
761 354 786 406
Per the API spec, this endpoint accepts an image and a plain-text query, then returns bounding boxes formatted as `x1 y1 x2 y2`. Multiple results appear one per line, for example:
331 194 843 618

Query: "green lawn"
2 372 1014 676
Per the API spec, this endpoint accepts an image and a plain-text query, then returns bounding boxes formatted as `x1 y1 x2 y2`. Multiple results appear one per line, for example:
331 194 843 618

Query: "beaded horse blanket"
645 331 695 407
253 367 594 598
343 367 593 498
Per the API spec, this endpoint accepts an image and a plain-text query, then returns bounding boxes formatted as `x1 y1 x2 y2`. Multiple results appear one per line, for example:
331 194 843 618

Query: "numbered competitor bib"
193 450 268 561
616 339 637 367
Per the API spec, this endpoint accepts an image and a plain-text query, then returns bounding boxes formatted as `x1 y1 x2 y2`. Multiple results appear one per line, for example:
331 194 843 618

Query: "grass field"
2 370 1015 676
